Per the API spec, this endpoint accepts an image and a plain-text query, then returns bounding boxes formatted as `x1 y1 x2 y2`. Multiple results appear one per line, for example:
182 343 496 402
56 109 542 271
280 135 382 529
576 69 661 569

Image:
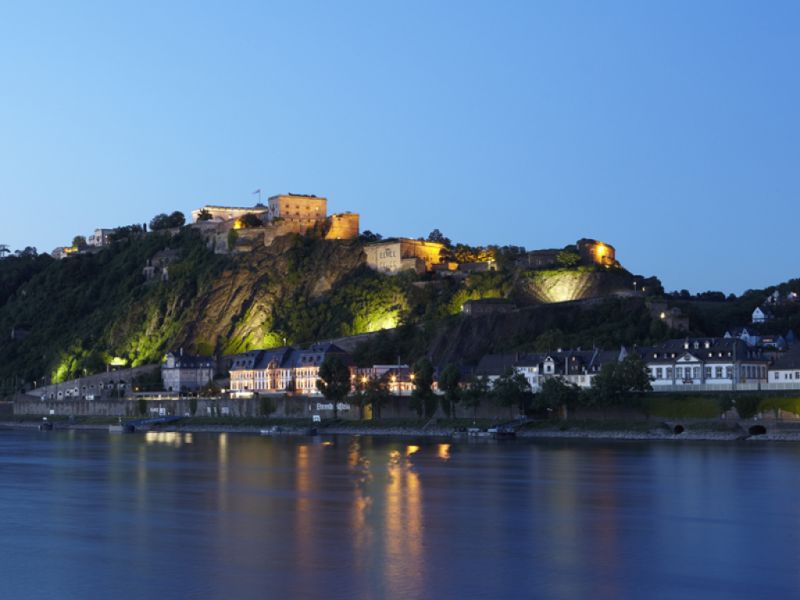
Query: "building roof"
635 337 766 363
476 348 618 377
772 346 800 370
165 352 214 369
198 205 269 211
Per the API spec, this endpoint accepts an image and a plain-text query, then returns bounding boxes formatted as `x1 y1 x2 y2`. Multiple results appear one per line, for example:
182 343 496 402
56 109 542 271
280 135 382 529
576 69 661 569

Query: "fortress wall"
325 213 360 240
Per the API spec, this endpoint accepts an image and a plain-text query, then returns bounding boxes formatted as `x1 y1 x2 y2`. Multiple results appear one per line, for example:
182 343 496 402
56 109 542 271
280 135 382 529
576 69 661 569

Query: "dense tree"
0 244 9 258
462 374 490 419
316 355 352 420
356 374 390 419
237 213 263 228
72 236 87 250
359 230 382 243
437 363 461 417
410 357 436 418
556 249 581 268
535 377 580 415
492 368 531 418
427 229 452 248
108 224 144 243
196 208 213 221
589 353 652 409
150 211 185 231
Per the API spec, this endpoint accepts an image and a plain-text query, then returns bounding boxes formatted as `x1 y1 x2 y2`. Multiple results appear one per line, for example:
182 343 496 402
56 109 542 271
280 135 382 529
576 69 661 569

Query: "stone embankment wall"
30 365 161 401
13 394 549 421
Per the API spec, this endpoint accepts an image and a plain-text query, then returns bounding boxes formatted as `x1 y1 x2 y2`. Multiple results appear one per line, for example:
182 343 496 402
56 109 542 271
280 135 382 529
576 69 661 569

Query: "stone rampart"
324 213 359 240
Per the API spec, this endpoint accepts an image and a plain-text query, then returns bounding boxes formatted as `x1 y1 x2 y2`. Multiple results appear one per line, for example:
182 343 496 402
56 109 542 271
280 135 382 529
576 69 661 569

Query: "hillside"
2 227 795 392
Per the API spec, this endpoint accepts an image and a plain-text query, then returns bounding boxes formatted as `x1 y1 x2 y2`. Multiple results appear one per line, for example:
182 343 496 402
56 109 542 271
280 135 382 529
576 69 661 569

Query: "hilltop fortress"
191 193 620 283
191 193 360 252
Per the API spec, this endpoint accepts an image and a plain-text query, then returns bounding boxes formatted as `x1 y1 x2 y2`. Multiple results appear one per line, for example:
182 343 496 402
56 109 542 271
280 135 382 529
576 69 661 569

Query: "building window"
656 368 663 379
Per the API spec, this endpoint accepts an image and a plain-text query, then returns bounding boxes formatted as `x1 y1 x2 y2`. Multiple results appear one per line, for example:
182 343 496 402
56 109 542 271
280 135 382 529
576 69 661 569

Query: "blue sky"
1 1 797 294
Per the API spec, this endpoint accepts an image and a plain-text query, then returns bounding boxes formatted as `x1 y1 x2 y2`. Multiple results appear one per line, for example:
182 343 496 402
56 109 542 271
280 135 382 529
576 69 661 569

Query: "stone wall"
12 395 418 420
365 239 444 274
324 213 359 240
30 364 161 401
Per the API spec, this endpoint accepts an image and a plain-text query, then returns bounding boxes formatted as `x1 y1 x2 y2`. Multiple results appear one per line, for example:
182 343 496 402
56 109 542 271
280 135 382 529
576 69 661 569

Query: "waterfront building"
769 346 800 383
633 338 768 387
229 343 351 395
161 351 215 392
476 349 620 391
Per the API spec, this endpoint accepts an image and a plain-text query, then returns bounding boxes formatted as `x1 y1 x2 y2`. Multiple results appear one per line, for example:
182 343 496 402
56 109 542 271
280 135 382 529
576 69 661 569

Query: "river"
1 430 798 599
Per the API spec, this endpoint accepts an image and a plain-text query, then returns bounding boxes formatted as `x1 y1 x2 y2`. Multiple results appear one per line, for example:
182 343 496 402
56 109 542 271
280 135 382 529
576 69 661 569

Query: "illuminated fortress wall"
577 238 617 267
192 205 269 223
365 239 445 274
325 213 360 240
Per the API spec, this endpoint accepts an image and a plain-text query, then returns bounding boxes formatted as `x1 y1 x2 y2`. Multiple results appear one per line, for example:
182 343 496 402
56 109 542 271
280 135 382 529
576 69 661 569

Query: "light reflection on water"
1 432 800 599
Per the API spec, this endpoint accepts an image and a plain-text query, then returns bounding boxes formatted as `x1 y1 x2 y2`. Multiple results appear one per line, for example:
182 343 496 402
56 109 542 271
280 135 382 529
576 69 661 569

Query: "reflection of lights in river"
144 431 193 447
385 446 424 596
437 444 451 461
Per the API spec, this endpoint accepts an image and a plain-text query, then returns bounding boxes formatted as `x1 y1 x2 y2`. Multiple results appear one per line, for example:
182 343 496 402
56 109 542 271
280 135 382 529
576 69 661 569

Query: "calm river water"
1 430 799 599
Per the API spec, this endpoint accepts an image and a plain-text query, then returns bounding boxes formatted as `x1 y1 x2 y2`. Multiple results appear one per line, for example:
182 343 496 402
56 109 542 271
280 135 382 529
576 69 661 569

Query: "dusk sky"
1 1 797 294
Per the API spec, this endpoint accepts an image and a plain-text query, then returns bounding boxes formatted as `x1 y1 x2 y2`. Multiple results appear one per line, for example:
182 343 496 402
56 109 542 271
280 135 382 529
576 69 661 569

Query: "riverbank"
3 416 800 442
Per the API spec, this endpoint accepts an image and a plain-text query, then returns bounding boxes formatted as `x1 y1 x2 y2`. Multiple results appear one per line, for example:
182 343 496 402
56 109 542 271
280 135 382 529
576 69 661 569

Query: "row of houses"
162 333 800 398
476 337 800 392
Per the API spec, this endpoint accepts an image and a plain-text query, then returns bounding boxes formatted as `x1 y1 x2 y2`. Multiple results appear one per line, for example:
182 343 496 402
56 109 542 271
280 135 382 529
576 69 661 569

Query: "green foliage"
588 354 651 408
446 271 512 315
556 249 581 268
462 375 490 418
734 395 762 420
438 363 461 417
354 374 391 419
189 397 198 416
227 229 239 250
150 211 185 230
131 369 162 392
197 208 213 221
410 357 436 417
492 368 532 416
72 236 87 250
535 377 580 413
238 213 263 228
643 395 722 419
316 355 352 419
0 229 226 383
